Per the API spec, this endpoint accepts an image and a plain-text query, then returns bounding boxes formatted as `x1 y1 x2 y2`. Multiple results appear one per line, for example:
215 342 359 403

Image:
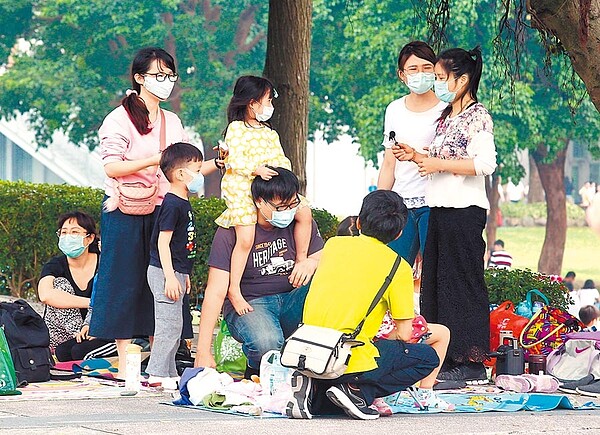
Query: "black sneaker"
326 384 380 420
559 375 595 394
285 371 313 419
576 379 600 397
437 362 488 385
433 380 468 390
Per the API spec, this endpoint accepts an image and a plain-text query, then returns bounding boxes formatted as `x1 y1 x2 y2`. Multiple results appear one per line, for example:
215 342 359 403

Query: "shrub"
0 181 338 301
485 268 570 310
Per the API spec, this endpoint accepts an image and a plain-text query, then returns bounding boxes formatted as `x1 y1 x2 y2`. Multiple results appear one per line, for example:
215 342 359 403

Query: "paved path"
2 394 600 434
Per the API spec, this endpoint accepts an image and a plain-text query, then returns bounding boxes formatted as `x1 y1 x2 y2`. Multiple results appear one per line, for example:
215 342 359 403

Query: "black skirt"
420 206 490 363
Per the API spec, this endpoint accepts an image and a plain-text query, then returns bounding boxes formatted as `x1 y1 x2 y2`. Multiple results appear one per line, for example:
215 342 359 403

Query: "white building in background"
1 116 379 218
0 116 105 187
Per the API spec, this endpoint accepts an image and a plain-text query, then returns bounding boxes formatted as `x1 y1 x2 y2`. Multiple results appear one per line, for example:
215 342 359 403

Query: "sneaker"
285 371 313 419
437 362 488 385
522 374 559 393
576 379 600 397
409 387 454 411
371 397 393 416
147 375 178 390
559 375 595 394
433 380 467 390
326 384 380 420
495 375 533 393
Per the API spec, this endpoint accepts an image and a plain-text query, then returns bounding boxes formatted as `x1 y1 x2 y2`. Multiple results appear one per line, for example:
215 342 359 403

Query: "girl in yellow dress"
216 76 312 315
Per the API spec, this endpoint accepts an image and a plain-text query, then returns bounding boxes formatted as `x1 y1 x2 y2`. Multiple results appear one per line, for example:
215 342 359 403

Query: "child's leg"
146 265 184 378
293 206 312 262
419 323 450 388
228 225 255 315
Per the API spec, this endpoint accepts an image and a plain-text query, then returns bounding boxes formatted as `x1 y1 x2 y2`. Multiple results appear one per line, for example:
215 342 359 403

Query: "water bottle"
260 350 291 395
124 343 142 392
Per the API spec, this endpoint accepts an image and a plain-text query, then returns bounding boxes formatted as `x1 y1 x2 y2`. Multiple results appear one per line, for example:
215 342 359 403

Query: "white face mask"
256 104 274 122
143 75 175 100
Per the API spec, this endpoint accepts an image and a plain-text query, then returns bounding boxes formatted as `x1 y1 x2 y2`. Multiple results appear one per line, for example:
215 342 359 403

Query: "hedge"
0 180 339 300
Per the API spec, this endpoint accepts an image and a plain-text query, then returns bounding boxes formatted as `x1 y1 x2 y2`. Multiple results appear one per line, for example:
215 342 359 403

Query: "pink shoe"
495 375 533 393
522 374 559 393
371 397 393 416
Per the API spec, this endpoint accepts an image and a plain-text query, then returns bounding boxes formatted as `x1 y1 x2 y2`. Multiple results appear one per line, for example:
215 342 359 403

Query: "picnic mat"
384 391 600 414
162 402 286 418
0 378 163 402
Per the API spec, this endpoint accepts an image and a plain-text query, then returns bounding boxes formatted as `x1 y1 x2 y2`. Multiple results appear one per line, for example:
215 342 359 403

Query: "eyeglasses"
56 230 90 237
265 195 301 212
403 65 435 75
144 72 179 82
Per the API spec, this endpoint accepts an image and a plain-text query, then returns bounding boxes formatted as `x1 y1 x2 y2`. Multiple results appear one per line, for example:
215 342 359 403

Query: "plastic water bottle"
260 350 291 395
124 343 142 392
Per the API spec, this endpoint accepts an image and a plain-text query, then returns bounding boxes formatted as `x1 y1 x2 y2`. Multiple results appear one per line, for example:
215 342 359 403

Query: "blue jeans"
311 339 439 414
387 206 430 266
224 285 309 369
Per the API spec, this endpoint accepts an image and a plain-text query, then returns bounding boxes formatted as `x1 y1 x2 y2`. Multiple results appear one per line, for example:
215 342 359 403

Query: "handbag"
515 289 549 319
104 110 166 216
519 304 583 360
280 255 402 380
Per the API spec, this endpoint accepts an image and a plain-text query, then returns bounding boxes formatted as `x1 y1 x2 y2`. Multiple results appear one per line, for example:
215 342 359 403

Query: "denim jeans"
310 339 440 414
387 206 430 266
224 285 309 369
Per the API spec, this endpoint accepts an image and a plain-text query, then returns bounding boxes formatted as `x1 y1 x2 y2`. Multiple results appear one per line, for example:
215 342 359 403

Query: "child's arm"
228 225 255 315
194 267 229 369
293 206 312 261
157 230 182 301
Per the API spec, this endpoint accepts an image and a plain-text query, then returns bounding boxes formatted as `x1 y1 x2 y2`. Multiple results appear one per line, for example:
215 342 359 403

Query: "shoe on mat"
408 387 454 411
433 380 467 390
147 375 178 390
522 374 559 393
285 371 313 419
576 379 600 398
371 397 393 416
559 375 595 394
326 384 380 420
495 375 533 393
437 362 488 385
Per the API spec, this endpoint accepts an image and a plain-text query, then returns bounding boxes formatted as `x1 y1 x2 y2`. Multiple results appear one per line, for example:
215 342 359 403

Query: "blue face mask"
268 207 297 229
58 235 87 258
434 80 456 103
184 169 204 194
406 72 435 95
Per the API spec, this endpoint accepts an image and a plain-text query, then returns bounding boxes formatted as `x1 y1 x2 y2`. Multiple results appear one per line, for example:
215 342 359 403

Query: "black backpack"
0 299 53 383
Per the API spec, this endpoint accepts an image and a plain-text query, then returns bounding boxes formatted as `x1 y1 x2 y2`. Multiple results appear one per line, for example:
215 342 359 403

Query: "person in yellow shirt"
286 190 440 420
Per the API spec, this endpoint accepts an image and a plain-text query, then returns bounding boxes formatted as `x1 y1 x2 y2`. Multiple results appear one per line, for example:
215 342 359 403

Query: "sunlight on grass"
496 226 600 287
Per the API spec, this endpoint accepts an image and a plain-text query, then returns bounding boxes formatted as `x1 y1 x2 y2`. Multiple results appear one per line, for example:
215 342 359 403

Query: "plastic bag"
259 350 293 396
213 320 247 375
0 327 20 396
489 301 529 352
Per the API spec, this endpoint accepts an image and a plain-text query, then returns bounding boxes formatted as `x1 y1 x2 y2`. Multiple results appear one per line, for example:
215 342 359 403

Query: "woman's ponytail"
121 88 151 135
468 46 483 102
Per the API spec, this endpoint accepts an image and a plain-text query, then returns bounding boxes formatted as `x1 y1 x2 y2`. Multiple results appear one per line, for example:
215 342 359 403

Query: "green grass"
496 226 600 287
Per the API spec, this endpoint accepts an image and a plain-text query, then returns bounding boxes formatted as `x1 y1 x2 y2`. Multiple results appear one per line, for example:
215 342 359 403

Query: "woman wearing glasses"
39 211 116 361
90 47 220 378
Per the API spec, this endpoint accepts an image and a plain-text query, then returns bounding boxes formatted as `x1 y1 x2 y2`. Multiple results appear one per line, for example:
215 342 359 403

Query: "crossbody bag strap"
350 254 402 339
155 109 167 177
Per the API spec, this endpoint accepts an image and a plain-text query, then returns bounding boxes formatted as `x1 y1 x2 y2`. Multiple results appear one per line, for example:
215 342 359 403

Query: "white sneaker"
147 375 179 390
411 387 453 411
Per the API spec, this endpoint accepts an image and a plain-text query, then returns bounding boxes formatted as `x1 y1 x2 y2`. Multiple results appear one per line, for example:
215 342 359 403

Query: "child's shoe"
371 397 393 416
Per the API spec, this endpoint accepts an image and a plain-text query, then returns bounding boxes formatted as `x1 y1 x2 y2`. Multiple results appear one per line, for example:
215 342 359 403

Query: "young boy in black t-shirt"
146 142 204 389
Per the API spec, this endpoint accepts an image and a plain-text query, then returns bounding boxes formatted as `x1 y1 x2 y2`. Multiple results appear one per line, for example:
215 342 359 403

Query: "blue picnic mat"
384 391 600 414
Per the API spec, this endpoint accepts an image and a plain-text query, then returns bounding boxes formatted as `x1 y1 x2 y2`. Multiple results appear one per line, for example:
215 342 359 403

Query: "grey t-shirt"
208 220 324 315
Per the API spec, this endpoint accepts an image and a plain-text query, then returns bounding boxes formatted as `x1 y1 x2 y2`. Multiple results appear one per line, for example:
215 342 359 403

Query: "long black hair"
223 75 275 137
121 47 177 135
57 211 100 254
437 46 483 120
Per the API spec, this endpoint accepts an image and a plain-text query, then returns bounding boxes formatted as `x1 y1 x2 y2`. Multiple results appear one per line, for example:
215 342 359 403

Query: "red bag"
489 301 529 352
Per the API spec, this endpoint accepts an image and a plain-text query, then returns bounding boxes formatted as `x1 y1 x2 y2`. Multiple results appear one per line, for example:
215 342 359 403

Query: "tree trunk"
485 173 500 250
263 0 312 193
531 142 568 275
529 0 600 112
528 154 545 203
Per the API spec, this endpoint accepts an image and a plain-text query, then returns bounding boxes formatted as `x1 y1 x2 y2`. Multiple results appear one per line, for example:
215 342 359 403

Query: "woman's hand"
254 165 279 181
392 143 415 162
417 157 444 176
75 324 93 343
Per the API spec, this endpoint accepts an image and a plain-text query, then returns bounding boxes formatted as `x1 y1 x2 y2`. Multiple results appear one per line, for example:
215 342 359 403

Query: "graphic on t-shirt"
186 210 196 259
260 256 295 276
252 237 294 276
